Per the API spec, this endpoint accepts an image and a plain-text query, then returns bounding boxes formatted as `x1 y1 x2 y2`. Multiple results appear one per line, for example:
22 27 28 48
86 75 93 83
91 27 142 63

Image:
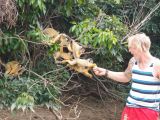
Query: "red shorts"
121 106 159 120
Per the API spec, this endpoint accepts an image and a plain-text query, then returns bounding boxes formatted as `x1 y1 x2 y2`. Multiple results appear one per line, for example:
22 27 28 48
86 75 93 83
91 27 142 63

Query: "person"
93 33 160 120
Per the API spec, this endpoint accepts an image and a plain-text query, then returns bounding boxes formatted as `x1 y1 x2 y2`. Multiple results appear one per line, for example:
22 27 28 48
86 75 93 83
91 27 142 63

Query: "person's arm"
154 58 160 79
107 57 135 83
93 57 135 83
107 71 130 83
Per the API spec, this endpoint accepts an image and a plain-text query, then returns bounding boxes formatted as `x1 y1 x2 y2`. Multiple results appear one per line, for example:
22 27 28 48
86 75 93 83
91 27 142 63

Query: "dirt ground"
0 96 124 120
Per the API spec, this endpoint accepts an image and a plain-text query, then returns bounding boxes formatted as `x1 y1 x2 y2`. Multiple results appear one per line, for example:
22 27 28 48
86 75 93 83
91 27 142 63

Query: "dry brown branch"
64 98 81 120
91 72 126 101
49 108 63 120
60 73 82 92
0 0 18 27
121 1 160 42
65 105 81 120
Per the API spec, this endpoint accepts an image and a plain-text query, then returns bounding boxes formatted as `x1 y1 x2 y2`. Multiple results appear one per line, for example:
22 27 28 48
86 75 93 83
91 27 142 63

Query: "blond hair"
128 33 151 52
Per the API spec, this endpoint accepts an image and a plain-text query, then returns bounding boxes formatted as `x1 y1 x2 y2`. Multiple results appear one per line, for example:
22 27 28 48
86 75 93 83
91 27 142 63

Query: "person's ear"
140 42 145 52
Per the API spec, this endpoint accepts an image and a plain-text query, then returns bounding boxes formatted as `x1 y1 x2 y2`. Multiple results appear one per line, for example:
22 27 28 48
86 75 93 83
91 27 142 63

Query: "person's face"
128 41 141 59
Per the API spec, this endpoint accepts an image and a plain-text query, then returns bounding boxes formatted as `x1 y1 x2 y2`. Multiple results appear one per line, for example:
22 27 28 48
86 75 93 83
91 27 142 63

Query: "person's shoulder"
129 57 136 65
153 57 160 79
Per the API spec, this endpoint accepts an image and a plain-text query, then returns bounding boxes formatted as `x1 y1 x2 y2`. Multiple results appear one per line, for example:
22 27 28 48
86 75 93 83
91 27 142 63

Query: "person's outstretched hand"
93 66 107 76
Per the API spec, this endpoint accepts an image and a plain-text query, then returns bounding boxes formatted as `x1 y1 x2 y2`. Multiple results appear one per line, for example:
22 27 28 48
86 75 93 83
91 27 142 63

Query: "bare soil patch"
0 96 124 120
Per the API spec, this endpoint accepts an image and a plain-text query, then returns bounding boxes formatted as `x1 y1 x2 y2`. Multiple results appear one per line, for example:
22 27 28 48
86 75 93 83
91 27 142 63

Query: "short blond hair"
128 33 151 52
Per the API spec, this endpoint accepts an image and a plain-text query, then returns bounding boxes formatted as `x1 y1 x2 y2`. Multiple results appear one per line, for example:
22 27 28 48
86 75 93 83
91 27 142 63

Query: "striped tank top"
126 60 160 111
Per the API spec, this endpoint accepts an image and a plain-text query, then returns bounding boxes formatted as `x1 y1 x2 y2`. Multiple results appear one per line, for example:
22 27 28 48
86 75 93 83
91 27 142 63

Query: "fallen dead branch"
0 0 18 27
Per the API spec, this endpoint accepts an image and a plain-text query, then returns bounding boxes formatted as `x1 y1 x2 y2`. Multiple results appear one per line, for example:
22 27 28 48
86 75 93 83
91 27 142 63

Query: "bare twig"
0 0 18 27
49 108 63 120
121 1 160 42
91 71 126 101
